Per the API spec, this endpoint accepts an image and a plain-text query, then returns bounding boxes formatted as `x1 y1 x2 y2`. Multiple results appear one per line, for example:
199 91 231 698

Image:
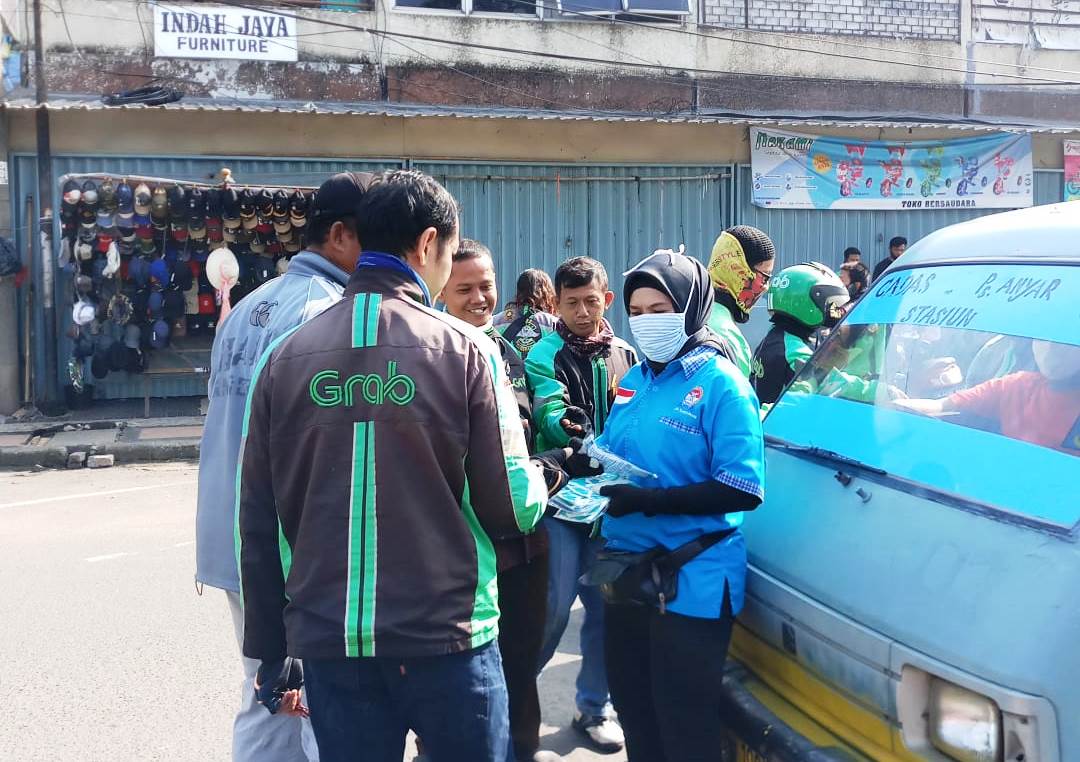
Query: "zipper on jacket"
593 358 609 434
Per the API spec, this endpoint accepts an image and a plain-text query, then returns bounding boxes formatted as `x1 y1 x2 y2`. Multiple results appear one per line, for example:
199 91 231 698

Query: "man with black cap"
196 171 373 762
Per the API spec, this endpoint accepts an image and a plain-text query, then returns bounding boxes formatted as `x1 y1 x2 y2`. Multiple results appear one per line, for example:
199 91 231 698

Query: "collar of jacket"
284 250 351 286
644 344 719 382
346 251 431 306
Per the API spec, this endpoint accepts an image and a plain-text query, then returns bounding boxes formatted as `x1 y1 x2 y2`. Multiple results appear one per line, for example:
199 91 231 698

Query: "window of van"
765 262 1080 529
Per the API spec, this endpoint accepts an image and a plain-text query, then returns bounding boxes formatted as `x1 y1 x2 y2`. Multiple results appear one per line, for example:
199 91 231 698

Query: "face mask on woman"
629 310 690 364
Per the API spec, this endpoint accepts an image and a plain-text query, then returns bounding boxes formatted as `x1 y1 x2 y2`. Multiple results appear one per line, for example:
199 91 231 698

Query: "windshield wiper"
765 437 887 476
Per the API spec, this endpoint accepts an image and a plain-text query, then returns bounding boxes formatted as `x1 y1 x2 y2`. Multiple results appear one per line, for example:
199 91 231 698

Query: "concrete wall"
973 0 1080 50
5 108 1078 169
703 0 961 41
14 0 1074 126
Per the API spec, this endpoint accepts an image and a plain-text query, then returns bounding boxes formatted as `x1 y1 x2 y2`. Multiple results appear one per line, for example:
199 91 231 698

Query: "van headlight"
928 677 1003 762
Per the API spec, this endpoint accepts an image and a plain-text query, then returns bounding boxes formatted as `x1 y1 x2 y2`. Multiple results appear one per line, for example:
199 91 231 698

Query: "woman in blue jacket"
594 249 765 762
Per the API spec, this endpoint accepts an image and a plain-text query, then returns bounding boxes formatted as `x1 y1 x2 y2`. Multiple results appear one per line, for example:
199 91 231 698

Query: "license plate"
736 740 768 762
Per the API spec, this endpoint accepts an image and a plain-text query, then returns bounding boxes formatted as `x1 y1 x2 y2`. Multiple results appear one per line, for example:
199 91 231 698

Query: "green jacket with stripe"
524 326 637 453
707 303 754 379
751 322 815 405
236 264 547 661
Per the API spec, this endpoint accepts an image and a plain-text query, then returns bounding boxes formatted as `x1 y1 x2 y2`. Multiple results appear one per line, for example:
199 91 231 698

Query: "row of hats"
70 247 240 359
60 177 318 257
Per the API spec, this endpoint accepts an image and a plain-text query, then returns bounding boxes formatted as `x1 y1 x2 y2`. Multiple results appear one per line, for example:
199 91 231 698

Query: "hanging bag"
580 527 736 614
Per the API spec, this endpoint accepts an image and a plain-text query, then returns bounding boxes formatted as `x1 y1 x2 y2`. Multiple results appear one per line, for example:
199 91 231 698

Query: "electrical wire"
227 0 1080 85
57 0 1080 117
82 0 1080 92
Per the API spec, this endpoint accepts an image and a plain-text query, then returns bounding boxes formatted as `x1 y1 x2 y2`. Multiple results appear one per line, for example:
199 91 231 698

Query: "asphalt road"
0 462 626 762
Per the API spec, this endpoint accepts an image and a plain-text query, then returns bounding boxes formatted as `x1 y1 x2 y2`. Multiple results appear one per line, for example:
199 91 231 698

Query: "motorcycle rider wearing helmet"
705 226 776 378
751 262 849 406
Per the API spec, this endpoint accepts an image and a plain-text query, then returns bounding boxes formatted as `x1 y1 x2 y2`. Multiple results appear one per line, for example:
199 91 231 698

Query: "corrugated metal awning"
3 93 1078 134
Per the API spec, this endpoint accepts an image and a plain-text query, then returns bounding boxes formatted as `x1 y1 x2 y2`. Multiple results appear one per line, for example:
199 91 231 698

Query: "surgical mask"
629 312 689 364
1033 340 1080 383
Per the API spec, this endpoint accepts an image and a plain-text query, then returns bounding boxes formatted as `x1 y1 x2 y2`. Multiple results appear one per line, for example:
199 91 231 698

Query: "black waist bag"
580 528 737 614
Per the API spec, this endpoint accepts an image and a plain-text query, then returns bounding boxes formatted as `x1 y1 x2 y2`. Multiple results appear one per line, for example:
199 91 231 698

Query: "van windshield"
765 262 1080 528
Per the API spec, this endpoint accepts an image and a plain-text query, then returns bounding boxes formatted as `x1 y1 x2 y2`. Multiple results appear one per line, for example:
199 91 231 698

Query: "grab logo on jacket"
309 362 416 407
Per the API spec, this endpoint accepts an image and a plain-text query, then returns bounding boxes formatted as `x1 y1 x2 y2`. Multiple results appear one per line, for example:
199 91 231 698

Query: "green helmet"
767 262 849 328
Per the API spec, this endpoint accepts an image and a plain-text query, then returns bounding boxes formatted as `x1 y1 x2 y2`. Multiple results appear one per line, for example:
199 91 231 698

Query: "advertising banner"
153 3 297 62
1066 140 1080 202
750 128 1033 211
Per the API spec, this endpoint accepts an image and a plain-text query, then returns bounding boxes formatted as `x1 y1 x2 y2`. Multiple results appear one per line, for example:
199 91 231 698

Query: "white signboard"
153 4 298 62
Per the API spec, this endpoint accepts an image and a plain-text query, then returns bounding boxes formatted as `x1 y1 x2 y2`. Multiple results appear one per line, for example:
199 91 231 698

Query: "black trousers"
497 549 551 758
604 599 734 762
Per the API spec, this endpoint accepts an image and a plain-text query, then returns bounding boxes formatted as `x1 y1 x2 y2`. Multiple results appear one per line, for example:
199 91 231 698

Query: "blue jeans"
304 641 509 762
536 516 612 717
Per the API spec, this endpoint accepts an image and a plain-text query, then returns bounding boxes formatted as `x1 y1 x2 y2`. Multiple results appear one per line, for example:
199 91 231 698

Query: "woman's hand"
599 484 659 517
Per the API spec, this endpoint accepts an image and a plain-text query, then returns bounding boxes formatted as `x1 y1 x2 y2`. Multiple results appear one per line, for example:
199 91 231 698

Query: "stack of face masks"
549 437 658 524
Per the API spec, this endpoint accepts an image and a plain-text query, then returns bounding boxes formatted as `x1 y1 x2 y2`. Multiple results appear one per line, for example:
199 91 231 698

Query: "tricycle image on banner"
750 128 1034 211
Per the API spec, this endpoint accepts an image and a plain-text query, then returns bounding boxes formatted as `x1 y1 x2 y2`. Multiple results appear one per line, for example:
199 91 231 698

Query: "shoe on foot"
528 751 564 762
572 711 625 753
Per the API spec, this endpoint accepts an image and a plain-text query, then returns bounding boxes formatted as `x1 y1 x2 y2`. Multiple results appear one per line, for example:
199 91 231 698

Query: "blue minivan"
721 202 1079 762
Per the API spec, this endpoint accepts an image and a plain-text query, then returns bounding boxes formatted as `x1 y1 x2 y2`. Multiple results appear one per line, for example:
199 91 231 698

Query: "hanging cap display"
108 293 134 325
289 190 308 226
134 183 152 215
80 180 99 210
116 181 134 214
150 319 171 349
72 299 97 326
99 178 117 210
62 179 82 209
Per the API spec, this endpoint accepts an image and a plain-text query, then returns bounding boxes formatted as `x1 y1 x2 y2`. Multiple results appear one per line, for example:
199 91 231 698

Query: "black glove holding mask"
531 438 604 497
254 657 305 715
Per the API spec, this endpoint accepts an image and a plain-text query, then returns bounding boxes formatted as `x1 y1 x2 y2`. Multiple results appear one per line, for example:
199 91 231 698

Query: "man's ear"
414 227 439 266
328 220 346 249
603 290 615 308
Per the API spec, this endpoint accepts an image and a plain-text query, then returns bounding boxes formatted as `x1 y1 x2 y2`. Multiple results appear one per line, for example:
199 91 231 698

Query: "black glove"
599 484 660 518
531 447 571 496
560 406 592 437
254 657 304 715
564 437 604 479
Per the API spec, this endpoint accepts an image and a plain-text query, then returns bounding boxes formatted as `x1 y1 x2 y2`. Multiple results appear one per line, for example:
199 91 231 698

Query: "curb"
0 439 201 470
0 445 69 469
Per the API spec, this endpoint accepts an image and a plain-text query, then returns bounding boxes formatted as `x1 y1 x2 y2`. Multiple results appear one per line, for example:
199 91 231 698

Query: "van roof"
900 202 1080 268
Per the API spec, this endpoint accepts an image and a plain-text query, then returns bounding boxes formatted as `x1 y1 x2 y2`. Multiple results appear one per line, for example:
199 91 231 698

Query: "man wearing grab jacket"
236 170 548 762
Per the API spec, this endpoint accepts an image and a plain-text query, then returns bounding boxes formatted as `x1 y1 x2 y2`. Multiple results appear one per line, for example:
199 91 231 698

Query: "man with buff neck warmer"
706 225 776 378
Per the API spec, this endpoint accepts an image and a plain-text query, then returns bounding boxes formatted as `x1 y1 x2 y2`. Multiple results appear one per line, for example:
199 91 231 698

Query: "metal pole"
33 0 58 407
23 195 35 406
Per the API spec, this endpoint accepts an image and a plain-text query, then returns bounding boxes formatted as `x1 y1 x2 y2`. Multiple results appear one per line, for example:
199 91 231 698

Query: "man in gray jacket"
196 171 373 762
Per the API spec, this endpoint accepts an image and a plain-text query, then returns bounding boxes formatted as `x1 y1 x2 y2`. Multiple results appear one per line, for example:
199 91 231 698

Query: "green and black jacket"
751 321 815 405
525 327 637 453
236 264 547 661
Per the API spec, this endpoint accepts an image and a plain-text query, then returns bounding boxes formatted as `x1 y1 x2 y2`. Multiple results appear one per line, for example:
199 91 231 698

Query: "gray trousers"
226 591 319 762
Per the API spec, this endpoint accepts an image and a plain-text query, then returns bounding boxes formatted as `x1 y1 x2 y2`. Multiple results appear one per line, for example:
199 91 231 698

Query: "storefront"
3 99 1076 410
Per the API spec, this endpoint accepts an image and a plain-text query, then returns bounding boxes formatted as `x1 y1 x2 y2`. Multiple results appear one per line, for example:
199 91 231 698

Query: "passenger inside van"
892 339 1080 454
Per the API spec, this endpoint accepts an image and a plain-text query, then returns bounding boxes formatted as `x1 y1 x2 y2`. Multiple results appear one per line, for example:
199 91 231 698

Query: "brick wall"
703 0 961 41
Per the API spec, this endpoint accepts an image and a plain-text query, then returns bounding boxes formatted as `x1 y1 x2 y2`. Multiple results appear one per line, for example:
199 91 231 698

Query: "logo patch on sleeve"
613 387 636 405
